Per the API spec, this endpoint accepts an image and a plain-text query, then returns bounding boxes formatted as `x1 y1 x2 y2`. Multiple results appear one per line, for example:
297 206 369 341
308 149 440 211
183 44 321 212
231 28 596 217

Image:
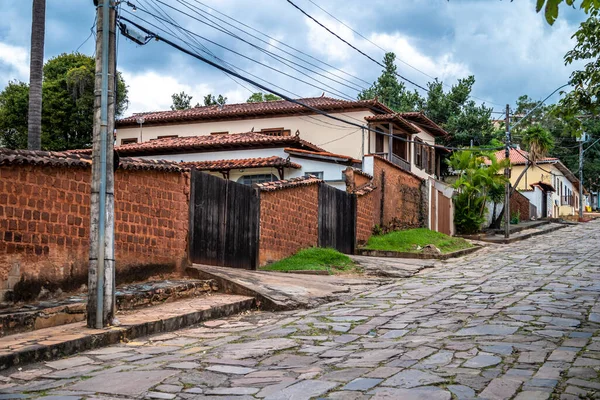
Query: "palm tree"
27 0 46 150
491 125 554 228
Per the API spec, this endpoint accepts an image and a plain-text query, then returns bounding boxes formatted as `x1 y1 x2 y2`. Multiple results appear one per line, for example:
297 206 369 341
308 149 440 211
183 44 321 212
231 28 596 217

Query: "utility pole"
504 104 511 239
579 135 584 220
88 0 116 328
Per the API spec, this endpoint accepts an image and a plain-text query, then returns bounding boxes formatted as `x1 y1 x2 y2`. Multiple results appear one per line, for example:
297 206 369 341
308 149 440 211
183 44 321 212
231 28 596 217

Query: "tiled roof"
181 156 301 171
531 181 556 192
117 97 393 127
256 175 322 192
492 148 558 165
284 147 360 164
398 112 449 137
108 132 326 156
354 182 376 196
0 148 185 172
364 114 420 134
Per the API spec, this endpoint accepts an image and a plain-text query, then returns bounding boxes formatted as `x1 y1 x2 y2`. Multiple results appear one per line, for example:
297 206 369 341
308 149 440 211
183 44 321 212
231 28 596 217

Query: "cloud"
120 70 212 114
0 42 29 83
369 33 471 83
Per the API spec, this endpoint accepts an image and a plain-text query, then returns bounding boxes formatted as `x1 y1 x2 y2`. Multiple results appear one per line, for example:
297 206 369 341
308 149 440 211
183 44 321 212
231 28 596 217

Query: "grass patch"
364 228 473 254
260 247 359 274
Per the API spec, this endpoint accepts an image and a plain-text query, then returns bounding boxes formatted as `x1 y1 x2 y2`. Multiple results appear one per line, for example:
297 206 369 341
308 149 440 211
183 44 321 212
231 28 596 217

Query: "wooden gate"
318 184 356 254
437 190 452 235
189 170 259 269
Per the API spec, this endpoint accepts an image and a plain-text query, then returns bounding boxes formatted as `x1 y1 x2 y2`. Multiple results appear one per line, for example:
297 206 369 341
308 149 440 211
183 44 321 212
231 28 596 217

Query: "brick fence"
510 190 531 222
258 179 319 265
0 149 189 301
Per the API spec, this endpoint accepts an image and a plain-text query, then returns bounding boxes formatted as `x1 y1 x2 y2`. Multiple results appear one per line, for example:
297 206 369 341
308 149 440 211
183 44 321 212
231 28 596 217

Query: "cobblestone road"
3 221 600 399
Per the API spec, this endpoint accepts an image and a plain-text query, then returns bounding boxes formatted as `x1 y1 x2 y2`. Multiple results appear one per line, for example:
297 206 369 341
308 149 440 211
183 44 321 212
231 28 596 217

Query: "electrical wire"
117 15 504 153
304 0 503 107
76 15 97 53
286 0 506 110
149 0 364 98
122 7 358 101
317 128 361 146
183 0 372 86
171 0 368 92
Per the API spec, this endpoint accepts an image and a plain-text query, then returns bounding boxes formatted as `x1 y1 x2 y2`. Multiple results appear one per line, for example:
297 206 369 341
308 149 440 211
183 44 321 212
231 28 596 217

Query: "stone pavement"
2 220 600 399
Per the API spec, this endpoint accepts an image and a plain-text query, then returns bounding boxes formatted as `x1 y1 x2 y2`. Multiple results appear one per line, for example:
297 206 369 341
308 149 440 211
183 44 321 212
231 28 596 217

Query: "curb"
355 245 482 260
0 297 255 370
475 223 570 244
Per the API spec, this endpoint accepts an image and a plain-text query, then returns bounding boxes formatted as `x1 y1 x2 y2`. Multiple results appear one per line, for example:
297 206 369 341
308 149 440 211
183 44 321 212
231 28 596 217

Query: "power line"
171 0 369 92
286 0 505 110
118 15 503 153
140 0 258 95
182 0 372 87
153 0 364 97
317 128 361 146
122 8 357 101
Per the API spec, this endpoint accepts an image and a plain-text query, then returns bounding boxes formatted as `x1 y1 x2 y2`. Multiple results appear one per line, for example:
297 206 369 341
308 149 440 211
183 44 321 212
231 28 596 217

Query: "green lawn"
260 247 360 274
364 228 473 254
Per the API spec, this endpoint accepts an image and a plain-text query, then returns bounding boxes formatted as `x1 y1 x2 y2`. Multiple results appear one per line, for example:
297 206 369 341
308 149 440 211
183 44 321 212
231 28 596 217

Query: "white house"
112 132 358 190
115 96 449 181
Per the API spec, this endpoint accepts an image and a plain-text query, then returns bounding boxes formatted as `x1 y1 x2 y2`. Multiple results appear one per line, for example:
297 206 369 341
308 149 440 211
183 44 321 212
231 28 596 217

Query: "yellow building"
494 148 582 218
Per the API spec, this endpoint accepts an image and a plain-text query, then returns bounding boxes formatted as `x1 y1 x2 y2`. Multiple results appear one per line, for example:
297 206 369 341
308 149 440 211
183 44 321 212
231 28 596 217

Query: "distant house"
493 148 582 218
112 132 358 190
115 96 449 181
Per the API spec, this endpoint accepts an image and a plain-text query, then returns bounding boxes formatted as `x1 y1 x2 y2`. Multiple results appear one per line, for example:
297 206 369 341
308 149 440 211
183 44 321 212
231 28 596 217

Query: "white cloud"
0 42 29 83
369 33 471 83
121 70 212 114
305 15 353 62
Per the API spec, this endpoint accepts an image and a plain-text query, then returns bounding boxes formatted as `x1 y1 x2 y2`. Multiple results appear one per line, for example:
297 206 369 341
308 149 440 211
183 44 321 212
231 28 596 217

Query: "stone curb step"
0 295 255 370
478 223 569 244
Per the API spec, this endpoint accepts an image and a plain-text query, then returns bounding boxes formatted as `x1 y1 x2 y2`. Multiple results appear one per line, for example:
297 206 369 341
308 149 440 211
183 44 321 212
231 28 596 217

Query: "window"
304 171 324 179
121 138 138 145
237 174 277 185
211 131 228 135
375 132 384 153
260 128 291 137
157 135 178 139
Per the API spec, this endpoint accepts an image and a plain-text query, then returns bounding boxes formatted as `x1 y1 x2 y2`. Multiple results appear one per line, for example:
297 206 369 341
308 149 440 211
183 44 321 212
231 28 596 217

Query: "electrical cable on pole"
117 15 505 153
504 104 511 239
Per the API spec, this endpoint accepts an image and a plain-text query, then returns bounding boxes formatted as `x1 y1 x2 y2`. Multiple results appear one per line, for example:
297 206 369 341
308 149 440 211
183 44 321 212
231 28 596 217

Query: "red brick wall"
0 164 189 300
372 157 424 229
356 192 376 244
259 184 319 265
510 190 530 221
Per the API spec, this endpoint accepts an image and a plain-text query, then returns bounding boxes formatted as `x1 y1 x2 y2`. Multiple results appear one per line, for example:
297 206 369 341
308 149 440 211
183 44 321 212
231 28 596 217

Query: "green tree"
246 92 281 103
203 94 227 106
534 0 600 24
0 81 29 149
449 150 509 234
171 91 193 110
358 52 423 112
0 52 128 151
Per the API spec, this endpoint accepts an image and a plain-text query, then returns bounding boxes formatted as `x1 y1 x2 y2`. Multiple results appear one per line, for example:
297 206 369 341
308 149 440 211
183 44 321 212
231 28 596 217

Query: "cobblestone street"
3 221 600 399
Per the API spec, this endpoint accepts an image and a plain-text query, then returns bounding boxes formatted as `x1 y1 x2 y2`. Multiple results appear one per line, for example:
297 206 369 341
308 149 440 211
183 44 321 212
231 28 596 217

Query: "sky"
0 0 588 117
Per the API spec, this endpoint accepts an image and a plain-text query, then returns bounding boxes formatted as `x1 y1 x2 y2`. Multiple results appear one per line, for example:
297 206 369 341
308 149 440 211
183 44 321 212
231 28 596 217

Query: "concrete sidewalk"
0 293 254 370
188 264 385 310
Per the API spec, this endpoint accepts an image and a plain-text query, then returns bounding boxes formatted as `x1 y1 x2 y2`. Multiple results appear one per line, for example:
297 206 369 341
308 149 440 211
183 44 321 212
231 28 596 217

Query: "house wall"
116 111 372 160
521 188 543 219
0 164 189 301
258 184 319 265
138 148 348 190
510 190 531 221
363 155 424 229
511 164 578 217
365 126 437 180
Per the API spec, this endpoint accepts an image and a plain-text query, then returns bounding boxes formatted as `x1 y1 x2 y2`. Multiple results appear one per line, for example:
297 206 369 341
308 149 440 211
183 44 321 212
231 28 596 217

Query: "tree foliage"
533 0 600 24
358 52 495 148
246 92 281 103
171 91 194 110
448 150 509 234
0 52 128 151
522 125 554 163
203 94 227 106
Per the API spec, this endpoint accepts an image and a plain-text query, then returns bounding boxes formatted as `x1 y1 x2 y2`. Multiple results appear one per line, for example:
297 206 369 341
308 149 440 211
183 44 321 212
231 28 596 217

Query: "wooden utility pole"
88 0 116 328
28 0 46 150
504 104 511 239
